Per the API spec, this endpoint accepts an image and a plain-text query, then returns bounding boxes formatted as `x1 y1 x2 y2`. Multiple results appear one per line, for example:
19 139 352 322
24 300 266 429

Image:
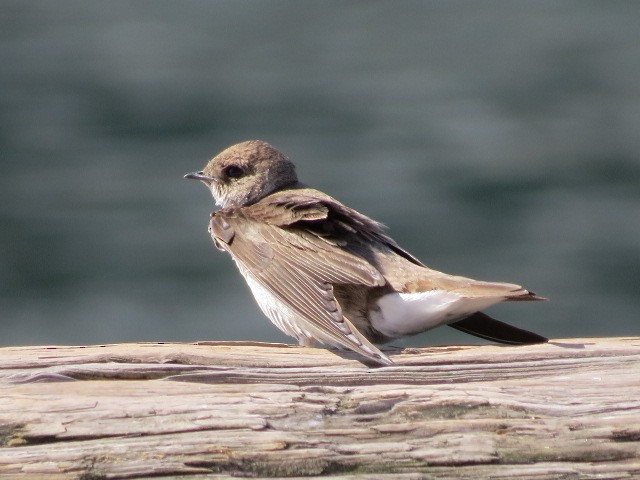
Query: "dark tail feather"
448 311 547 345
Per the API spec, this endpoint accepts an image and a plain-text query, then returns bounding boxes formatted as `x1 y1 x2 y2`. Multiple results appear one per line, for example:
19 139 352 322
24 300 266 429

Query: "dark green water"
1 2 639 347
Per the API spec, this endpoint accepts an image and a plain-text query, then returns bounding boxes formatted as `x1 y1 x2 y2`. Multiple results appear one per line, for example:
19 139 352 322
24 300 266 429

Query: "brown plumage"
186 140 547 365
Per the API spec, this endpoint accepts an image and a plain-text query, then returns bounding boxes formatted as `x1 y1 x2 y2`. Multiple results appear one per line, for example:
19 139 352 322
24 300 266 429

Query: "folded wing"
210 209 393 365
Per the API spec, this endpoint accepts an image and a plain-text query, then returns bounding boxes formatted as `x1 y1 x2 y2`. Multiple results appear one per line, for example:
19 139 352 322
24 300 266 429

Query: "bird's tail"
448 311 547 345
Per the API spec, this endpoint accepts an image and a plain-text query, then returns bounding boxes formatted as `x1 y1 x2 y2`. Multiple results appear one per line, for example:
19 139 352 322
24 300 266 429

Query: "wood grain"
1 337 639 479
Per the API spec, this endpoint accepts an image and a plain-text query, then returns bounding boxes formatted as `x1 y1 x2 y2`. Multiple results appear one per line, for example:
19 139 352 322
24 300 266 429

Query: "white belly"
370 290 504 339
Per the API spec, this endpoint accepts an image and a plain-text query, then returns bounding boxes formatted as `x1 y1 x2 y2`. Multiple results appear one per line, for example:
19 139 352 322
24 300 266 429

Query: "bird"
185 140 547 365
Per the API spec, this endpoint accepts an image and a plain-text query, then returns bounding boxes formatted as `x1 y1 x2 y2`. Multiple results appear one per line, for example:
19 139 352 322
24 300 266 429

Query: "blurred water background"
1 1 639 348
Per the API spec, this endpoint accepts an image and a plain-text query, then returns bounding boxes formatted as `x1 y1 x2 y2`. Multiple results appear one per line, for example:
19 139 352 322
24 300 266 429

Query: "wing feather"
210 208 391 364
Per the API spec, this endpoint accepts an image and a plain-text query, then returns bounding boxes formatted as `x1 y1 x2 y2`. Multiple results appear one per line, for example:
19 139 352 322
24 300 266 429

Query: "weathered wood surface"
0 337 639 479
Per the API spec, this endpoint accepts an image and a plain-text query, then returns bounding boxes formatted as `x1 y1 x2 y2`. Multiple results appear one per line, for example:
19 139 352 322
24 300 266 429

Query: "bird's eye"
224 165 245 179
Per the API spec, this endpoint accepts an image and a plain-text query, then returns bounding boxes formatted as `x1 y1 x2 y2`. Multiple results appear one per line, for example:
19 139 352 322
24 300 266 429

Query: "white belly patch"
370 290 504 339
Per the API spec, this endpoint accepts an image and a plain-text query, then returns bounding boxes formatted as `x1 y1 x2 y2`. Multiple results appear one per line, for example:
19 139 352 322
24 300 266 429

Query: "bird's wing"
209 208 392 365
248 189 544 302
249 187 428 266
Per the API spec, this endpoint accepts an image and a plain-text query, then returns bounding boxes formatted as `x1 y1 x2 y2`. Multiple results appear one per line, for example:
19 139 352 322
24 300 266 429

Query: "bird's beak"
184 171 219 183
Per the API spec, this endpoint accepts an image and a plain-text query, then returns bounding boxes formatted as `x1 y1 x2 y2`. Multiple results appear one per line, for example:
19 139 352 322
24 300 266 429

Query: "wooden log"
0 337 639 479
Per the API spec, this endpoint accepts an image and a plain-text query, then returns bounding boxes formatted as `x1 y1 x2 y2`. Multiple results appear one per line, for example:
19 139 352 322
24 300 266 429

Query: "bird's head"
185 140 298 208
